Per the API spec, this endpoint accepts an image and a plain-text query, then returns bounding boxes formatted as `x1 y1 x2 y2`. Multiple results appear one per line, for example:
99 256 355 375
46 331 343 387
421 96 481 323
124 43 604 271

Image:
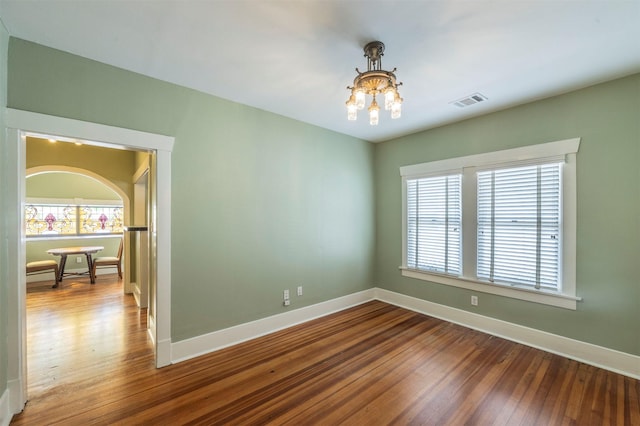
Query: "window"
400 138 580 309
78 205 124 234
26 202 123 237
476 163 561 290
406 174 462 275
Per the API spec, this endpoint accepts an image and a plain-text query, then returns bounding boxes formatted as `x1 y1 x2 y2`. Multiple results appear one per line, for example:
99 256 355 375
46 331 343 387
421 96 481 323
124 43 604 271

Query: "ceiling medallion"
346 41 403 125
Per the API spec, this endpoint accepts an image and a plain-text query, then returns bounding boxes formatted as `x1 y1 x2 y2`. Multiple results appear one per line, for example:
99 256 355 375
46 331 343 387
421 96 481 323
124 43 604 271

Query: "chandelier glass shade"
346 41 402 125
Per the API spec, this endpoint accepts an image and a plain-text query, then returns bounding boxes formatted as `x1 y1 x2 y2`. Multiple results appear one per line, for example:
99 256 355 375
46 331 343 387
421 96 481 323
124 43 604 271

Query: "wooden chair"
92 237 124 279
26 260 60 288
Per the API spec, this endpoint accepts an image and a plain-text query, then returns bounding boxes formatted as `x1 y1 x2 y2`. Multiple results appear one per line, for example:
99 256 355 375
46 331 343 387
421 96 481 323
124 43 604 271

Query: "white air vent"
451 93 488 108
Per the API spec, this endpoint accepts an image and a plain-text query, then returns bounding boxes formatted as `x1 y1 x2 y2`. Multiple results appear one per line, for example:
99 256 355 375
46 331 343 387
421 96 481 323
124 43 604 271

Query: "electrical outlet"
76 256 82 264
297 286 303 296
283 299 290 306
471 295 478 306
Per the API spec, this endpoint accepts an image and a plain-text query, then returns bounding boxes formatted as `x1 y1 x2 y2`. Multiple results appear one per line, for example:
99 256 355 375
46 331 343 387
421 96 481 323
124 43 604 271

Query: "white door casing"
5 108 174 415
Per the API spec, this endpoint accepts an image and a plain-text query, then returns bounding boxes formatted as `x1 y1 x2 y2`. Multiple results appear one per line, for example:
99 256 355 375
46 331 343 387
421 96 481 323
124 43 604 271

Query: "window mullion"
461 167 476 279
414 181 419 267
489 171 495 282
444 177 449 273
535 166 542 289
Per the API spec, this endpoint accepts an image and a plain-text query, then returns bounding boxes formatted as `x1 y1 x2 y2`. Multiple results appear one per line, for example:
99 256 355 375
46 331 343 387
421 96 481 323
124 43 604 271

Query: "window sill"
399 267 580 310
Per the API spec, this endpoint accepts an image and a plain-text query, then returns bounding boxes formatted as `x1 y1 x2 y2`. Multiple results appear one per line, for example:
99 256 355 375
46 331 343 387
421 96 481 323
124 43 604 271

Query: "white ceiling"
1 1 639 143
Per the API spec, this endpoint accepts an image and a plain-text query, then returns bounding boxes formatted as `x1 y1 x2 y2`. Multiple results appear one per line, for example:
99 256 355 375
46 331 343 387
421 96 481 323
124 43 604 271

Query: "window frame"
400 138 581 310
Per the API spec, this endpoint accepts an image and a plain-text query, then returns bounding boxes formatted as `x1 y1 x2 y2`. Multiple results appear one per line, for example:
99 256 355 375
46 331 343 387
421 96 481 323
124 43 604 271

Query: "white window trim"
400 138 581 310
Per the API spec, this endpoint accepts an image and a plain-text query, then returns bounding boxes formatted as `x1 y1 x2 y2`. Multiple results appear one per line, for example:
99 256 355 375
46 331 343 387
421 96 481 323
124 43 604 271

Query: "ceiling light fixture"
346 41 403 125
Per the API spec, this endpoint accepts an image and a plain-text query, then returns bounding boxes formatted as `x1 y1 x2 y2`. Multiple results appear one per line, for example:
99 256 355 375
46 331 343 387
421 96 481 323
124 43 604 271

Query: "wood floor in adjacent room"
12 276 640 425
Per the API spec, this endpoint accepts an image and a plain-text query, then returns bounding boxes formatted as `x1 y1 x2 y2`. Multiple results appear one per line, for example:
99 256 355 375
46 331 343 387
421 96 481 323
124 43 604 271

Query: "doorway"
24 164 140 401
5 109 174 414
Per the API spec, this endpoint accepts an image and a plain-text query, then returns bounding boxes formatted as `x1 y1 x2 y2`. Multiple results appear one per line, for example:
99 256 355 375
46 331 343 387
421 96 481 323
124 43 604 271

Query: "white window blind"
477 163 561 290
406 174 462 275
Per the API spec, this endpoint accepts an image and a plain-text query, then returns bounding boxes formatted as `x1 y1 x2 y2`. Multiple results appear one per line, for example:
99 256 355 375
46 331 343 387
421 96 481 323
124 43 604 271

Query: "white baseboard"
147 314 156 345
94 267 118 276
168 287 639 380
26 266 118 283
26 271 57 283
157 338 172 368
3 377 25 425
374 288 640 380
171 289 375 363
124 279 134 294
132 282 141 306
0 387 10 426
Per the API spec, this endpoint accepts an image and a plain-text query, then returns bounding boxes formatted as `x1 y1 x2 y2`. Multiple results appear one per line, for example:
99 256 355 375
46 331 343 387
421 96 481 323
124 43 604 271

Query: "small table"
47 246 104 284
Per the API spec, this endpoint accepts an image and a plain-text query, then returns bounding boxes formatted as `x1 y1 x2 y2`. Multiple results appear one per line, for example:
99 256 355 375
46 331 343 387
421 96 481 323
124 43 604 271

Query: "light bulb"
369 97 380 126
369 108 379 125
384 88 395 110
347 102 358 121
355 89 366 110
391 95 402 119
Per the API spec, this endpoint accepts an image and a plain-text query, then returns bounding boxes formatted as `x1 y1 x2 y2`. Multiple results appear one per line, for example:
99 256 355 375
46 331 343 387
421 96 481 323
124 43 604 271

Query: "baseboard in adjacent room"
26 266 118 284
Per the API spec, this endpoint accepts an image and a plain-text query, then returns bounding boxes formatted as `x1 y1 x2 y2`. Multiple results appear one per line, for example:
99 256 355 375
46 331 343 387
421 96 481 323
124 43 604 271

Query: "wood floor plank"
12 277 640 425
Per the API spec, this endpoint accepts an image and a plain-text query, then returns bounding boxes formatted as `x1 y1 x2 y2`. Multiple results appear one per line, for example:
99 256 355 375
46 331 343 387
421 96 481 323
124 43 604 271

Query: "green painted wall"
8 38 376 341
0 20 9 401
375 73 640 356
26 237 121 266
26 171 121 200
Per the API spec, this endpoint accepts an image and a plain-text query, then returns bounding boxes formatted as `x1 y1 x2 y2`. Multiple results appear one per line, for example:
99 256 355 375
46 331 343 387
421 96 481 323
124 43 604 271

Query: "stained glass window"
79 206 124 234
26 204 123 237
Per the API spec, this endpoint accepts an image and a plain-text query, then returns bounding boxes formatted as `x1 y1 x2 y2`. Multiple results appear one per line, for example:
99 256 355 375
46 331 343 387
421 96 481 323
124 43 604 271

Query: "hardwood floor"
12 277 640 425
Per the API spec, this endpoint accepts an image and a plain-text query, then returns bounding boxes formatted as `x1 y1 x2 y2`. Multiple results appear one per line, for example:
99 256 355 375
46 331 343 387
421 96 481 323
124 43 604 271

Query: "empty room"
1 1 639 424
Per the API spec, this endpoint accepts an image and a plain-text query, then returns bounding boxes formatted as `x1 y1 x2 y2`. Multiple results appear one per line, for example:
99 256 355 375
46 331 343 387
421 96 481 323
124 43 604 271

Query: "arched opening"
25 166 132 291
